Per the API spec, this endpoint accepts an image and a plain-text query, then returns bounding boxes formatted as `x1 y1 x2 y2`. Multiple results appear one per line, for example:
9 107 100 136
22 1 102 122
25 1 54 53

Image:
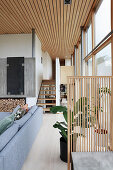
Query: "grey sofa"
0 106 43 170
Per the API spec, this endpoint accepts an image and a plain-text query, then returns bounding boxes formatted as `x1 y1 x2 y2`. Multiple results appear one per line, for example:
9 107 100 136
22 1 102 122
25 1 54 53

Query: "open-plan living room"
0 0 113 170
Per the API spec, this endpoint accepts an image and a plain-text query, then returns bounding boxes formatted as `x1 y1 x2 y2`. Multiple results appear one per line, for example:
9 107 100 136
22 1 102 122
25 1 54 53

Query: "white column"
65 58 71 66
56 58 60 106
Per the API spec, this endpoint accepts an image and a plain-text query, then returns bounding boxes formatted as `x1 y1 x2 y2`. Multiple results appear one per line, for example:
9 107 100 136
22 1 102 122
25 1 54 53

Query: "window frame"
84 0 112 76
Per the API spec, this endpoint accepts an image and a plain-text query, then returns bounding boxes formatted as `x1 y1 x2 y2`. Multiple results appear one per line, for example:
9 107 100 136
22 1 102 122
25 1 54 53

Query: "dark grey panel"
0 59 7 96
7 57 24 95
24 58 35 97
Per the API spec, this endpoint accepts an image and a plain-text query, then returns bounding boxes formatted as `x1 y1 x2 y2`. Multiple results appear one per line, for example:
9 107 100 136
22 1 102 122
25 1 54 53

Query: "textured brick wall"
0 98 26 112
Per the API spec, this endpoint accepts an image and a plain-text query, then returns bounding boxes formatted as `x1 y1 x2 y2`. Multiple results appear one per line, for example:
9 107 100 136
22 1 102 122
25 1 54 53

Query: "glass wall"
95 44 111 76
86 23 92 55
85 0 112 76
95 0 111 46
88 58 92 76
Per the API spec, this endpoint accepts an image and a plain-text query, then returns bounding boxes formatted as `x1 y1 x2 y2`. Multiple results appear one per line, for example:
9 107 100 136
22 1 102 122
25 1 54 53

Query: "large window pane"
95 44 111 76
86 24 92 55
95 0 111 46
87 58 92 76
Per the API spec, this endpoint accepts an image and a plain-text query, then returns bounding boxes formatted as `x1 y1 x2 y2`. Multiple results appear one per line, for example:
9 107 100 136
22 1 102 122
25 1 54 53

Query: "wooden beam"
85 37 111 62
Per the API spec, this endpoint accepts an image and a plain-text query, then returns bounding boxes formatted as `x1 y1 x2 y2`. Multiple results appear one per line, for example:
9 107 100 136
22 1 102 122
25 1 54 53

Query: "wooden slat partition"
67 76 112 170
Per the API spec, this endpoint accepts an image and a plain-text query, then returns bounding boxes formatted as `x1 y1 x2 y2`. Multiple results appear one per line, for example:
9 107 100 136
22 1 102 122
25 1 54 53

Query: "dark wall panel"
7 57 24 95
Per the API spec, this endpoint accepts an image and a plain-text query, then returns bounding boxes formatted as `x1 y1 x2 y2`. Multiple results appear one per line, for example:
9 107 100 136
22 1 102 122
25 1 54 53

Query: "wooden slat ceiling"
0 0 97 59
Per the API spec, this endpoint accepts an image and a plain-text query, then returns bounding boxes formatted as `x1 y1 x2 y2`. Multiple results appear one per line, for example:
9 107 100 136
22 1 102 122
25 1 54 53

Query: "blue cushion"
0 112 11 121
0 123 19 151
28 105 38 115
12 105 20 115
15 113 31 129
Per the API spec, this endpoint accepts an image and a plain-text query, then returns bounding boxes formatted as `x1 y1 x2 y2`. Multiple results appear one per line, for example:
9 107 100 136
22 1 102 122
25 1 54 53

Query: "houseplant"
50 97 91 162
50 87 111 162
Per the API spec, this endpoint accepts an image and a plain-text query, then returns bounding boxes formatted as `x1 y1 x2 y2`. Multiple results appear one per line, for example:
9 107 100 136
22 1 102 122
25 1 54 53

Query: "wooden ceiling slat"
7 0 30 33
1 0 26 33
73 0 94 46
24 0 46 44
65 4 72 56
28 1 46 43
33 0 50 47
38 0 54 51
56 0 60 57
67 0 76 52
11 0 31 31
49 0 58 56
0 0 97 59
69 0 84 47
41 0 52 49
47 0 56 53
43 0 56 52
52 0 59 56
61 0 64 56
1 7 22 33
0 15 17 33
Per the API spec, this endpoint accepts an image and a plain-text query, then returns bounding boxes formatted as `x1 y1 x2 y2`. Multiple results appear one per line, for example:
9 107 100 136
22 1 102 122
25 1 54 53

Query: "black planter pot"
60 137 67 163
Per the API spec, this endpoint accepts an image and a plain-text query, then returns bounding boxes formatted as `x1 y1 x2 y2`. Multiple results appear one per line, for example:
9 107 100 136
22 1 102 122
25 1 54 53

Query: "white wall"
56 58 60 106
0 33 52 106
65 58 72 66
0 34 32 58
43 51 52 80
34 34 43 97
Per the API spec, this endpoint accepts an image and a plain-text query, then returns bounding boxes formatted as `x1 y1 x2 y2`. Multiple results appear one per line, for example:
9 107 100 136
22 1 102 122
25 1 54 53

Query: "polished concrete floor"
72 151 113 170
22 114 67 170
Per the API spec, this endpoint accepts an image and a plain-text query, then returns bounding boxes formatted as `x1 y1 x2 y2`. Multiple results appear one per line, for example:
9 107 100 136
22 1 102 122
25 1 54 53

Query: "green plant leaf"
50 106 67 122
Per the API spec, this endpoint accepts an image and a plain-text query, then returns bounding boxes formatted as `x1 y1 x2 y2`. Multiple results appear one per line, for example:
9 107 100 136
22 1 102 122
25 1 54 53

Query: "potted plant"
50 97 91 162
50 106 68 162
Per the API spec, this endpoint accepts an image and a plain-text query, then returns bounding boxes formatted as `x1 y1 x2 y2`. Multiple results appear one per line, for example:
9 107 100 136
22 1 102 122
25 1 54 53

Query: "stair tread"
39 80 56 111
42 80 55 81
39 94 56 96
40 90 56 91
42 83 55 85
37 103 56 106
43 108 50 111
41 85 56 87
38 98 56 100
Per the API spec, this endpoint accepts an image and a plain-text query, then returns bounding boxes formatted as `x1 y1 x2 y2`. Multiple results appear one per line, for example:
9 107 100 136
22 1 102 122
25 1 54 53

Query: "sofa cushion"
12 105 20 115
15 113 31 129
0 112 11 121
0 114 15 135
0 123 19 151
28 105 38 115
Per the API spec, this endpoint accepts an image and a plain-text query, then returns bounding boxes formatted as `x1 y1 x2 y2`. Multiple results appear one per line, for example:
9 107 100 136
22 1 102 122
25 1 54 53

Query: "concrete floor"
72 151 113 170
22 114 67 170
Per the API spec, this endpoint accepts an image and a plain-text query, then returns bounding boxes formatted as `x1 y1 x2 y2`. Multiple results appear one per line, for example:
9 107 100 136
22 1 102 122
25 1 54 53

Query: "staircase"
37 80 56 112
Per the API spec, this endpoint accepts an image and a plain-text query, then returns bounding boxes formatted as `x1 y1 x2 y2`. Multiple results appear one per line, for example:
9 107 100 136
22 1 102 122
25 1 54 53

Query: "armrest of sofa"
0 156 4 170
